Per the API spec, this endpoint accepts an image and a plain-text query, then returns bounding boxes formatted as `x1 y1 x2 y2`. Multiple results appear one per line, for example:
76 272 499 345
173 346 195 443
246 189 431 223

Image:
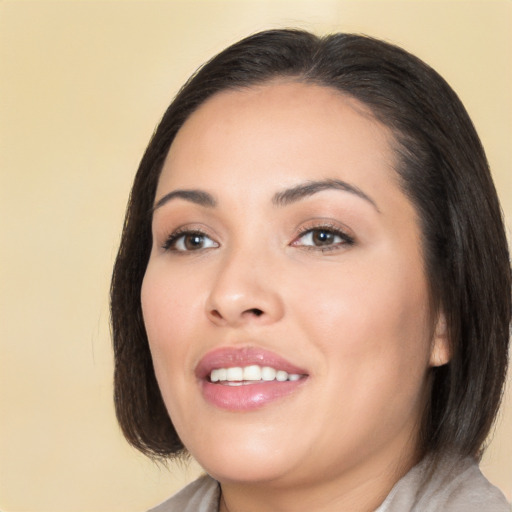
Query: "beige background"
1 1 510 510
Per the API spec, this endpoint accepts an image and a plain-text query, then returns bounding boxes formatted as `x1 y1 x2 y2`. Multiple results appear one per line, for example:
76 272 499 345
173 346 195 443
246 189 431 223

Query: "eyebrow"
272 179 379 211
153 179 378 212
153 189 217 211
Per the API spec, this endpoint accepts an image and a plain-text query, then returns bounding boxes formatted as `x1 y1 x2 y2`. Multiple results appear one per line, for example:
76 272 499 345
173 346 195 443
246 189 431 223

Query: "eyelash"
161 224 355 253
292 224 355 252
162 227 218 252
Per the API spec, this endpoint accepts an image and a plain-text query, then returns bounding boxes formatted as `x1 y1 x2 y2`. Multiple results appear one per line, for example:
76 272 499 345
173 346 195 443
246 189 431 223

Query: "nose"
205 248 285 327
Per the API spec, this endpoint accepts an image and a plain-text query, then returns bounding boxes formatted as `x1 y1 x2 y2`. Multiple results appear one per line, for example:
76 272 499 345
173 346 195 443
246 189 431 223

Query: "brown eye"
183 233 207 250
293 227 354 251
164 231 219 252
311 230 336 246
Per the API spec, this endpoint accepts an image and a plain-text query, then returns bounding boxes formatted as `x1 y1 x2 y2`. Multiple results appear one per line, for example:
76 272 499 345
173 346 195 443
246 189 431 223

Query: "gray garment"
148 475 219 512
148 456 510 511
375 456 510 512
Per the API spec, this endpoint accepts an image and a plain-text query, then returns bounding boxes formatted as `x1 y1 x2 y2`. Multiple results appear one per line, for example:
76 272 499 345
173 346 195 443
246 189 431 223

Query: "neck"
218 447 422 512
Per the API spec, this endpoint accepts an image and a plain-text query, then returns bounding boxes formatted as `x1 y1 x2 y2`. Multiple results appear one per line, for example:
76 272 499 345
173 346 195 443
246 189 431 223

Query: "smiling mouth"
196 346 308 409
209 365 304 385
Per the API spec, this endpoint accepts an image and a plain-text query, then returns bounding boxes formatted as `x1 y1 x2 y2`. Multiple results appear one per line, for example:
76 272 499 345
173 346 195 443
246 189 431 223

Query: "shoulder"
378 455 510 512
420 457 510 512
147 474 220 512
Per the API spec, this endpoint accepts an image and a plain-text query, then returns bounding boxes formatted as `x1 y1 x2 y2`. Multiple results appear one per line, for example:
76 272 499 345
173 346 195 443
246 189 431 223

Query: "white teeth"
276 370 288 382
226 367 243 381
243 365 262 380
209 365 302 383
261 366 276 381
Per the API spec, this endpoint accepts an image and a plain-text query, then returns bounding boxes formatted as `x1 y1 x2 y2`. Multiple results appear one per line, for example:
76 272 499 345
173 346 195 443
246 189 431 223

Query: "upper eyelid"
293 219 355 238
159 222 218 239
297 223 344 234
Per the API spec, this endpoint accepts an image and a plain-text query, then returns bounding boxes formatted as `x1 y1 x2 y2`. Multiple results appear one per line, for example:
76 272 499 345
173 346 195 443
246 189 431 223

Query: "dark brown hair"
111 29 510 461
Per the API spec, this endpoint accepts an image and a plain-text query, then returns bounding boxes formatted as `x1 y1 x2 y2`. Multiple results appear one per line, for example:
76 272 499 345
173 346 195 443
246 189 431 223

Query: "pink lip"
196 347 308 411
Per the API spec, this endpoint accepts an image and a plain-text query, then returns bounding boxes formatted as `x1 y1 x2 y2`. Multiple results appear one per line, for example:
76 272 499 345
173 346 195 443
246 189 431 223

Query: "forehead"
159 81 398 197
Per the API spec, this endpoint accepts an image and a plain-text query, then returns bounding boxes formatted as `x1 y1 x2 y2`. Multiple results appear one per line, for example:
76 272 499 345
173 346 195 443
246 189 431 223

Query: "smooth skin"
141 82 450 512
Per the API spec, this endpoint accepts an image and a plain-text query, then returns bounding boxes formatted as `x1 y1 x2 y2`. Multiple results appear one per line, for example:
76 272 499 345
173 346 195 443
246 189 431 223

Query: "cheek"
290 251 432 376
140 265 212 437
279 256 433 464
141 260 203 339
140 266 203 390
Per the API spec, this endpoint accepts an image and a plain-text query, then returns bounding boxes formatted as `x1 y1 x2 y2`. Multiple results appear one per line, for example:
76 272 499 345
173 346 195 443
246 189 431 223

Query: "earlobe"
430 313 451 367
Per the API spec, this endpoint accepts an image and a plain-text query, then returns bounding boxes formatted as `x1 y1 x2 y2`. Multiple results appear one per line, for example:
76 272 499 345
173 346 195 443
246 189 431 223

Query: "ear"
429 312 451 367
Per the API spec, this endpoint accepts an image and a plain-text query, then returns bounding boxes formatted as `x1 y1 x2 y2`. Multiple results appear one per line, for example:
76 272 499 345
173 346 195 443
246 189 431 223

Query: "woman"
111 30 510 511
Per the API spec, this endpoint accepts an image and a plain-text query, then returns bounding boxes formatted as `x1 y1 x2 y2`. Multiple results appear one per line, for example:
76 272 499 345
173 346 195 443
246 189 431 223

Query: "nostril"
210 310 223 320
247 308 264 317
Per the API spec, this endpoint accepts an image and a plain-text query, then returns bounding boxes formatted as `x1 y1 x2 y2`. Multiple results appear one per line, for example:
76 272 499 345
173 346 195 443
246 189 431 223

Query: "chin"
202 457 300 487
186 428 302 485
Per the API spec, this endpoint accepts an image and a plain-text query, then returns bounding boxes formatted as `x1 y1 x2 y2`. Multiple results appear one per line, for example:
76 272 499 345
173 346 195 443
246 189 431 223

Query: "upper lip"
195 346 308 380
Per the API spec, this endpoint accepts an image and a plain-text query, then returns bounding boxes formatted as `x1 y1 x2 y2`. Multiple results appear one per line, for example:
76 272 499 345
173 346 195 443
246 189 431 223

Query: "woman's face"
141 82 449 488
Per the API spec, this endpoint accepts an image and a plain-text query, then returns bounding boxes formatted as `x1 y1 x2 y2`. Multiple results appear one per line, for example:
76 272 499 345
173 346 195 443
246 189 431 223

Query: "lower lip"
200 379 306 411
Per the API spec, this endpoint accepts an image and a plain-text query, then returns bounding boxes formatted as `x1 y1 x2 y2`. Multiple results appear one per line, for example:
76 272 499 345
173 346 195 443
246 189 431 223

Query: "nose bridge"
206 239 284 326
